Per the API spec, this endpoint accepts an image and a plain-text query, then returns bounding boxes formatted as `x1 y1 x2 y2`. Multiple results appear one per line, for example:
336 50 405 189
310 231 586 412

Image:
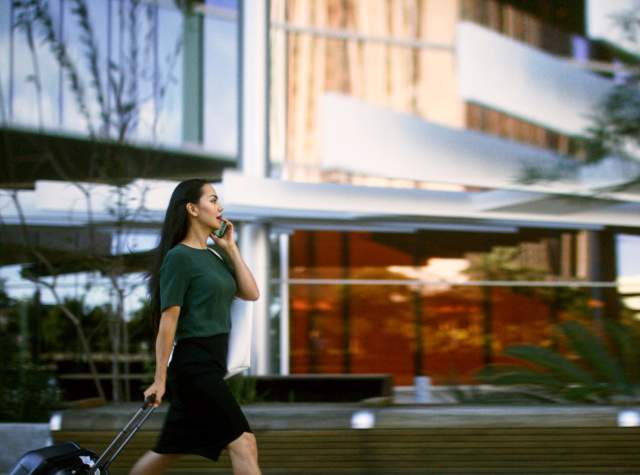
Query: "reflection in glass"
284 229 622 385
147 4 184 146
61 0 108 133
0 0 10 120
204 13 237 154
3 1 242 151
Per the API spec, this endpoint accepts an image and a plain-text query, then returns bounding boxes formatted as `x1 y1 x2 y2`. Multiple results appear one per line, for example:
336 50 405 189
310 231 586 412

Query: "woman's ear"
186 203 197 217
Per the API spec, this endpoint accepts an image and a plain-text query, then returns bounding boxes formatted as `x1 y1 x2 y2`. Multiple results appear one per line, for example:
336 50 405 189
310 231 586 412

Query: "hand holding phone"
214 220 228 238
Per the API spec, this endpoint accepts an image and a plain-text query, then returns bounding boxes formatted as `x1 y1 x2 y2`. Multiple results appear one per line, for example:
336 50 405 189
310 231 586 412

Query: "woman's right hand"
144 380 165 407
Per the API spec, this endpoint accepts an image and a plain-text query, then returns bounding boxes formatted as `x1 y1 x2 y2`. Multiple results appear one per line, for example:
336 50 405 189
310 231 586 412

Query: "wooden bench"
53 426 640 474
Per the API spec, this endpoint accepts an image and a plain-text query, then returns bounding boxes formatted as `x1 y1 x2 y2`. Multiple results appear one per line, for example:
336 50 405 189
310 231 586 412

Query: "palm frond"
603 320 640 384
503 345 596 386
559 321 630 394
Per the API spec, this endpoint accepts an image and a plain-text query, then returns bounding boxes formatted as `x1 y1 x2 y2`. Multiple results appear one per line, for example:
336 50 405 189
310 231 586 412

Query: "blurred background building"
1 0 639 396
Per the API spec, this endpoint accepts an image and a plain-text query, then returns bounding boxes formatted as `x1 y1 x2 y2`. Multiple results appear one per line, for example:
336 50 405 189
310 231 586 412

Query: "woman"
129 179 262 475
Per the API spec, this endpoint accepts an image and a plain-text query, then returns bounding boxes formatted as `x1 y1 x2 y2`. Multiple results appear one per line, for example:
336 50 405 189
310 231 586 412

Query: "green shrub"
225 374 259 404
475 320 640 404
0 364 62 422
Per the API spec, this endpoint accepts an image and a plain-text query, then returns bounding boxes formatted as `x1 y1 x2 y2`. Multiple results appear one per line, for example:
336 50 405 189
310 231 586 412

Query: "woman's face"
191 183 224 231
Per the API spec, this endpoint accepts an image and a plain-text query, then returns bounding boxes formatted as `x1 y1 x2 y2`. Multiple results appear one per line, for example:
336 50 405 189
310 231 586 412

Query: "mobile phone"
214 221 228 238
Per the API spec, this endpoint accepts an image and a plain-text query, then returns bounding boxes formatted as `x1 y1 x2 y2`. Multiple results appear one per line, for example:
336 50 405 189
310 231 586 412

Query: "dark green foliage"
583 85 640 163
578 7 639 166
0 364 62 422
225 374 258 405
476 320 640 403
0 285 62 421
516 7 640 185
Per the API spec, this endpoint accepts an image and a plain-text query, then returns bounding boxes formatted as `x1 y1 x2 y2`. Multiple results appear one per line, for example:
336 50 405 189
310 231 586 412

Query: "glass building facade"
265 0 639 385
1 0 639 394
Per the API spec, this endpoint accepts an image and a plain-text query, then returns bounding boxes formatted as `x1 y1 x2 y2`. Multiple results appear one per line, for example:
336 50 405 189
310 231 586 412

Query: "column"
239 0 271 374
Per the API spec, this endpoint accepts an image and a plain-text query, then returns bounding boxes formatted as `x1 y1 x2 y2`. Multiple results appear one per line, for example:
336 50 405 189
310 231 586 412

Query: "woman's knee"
228 432 258 459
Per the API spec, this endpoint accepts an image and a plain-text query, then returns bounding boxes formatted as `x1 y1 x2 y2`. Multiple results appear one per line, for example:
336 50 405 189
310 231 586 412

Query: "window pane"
11 0 62 128
0 0 11 120
287 229 619 384
153 4 183 146
203 9 238 154
62 0 109 133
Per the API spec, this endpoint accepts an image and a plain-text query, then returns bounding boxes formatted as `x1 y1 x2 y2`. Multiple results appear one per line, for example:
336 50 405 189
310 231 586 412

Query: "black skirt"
153 333 252 461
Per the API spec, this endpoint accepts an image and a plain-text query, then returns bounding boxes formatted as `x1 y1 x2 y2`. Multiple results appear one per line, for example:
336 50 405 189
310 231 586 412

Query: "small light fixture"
351 410 375 429
49 412 62 431
617 409 640 427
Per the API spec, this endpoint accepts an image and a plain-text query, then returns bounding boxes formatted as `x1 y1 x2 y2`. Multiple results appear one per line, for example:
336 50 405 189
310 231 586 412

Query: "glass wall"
0 0 238 153
0 0 11 120
276 228 621 385
617 233 640 323
204 3 238 156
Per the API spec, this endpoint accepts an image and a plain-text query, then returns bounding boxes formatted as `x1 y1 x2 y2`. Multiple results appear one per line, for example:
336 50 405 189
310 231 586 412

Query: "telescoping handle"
89 395 156 474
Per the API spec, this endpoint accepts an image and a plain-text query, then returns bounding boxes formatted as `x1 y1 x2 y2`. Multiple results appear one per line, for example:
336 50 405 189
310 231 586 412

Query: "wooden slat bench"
52 426 640 474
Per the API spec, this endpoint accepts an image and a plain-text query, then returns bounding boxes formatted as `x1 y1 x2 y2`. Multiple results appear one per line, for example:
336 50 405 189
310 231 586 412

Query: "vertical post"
413 237 424 376
30 289 42 364
240 223 270 375
239 0 271 374
599 231 619 321
279 233 290 375
9 0 15 120
19 300 30 364
482 285 494 367
341 232 351 373
182 9 204 144
413 236 431 403
307 231 318 373
579 230 605 326
18 300 29 392
59 0 66 127
481 255 494 368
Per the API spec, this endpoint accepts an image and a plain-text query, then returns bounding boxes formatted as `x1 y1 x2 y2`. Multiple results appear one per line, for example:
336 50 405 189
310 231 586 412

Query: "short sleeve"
160 251 190 311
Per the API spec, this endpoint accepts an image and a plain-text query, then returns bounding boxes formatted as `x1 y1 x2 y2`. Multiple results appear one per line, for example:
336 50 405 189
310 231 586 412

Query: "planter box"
252 374 393 402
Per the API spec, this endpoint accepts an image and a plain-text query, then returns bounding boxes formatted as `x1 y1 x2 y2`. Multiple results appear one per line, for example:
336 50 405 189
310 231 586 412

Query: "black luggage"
9 396 156 475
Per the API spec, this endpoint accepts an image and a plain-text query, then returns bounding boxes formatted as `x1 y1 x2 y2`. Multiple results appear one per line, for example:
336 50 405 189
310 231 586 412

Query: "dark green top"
160 243 237 341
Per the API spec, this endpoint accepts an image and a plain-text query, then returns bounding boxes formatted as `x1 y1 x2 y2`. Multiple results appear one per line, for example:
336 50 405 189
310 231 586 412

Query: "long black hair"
148 178 208 335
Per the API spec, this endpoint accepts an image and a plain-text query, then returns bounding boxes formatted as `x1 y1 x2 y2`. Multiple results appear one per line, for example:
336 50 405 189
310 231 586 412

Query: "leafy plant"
226 374 259 405
516 7 640 186
0 364 62 422
583 7 640 165
0 291 62 421
476 320 640 403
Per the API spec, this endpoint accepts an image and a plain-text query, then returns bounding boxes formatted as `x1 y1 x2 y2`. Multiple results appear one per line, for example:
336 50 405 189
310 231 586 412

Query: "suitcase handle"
142 394 156 410
89 395 156 474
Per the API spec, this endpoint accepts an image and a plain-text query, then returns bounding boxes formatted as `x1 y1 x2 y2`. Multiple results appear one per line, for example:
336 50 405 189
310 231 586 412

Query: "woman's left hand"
210 218 236 250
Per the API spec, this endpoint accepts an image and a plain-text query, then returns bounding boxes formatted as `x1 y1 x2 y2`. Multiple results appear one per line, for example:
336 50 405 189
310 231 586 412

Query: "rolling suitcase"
9 396 156 475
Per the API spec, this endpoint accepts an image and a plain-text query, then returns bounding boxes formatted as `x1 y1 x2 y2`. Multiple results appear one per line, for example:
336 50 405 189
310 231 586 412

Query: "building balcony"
456 21 613 137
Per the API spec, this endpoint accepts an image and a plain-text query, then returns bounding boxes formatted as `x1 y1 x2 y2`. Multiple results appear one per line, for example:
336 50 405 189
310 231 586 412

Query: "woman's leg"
128 451 180 475
227 432 261 475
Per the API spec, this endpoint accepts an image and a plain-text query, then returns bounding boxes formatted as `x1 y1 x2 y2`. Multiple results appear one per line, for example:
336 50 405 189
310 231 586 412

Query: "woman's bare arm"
144 305 180 406
226 245 260 301
210 219 260 301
